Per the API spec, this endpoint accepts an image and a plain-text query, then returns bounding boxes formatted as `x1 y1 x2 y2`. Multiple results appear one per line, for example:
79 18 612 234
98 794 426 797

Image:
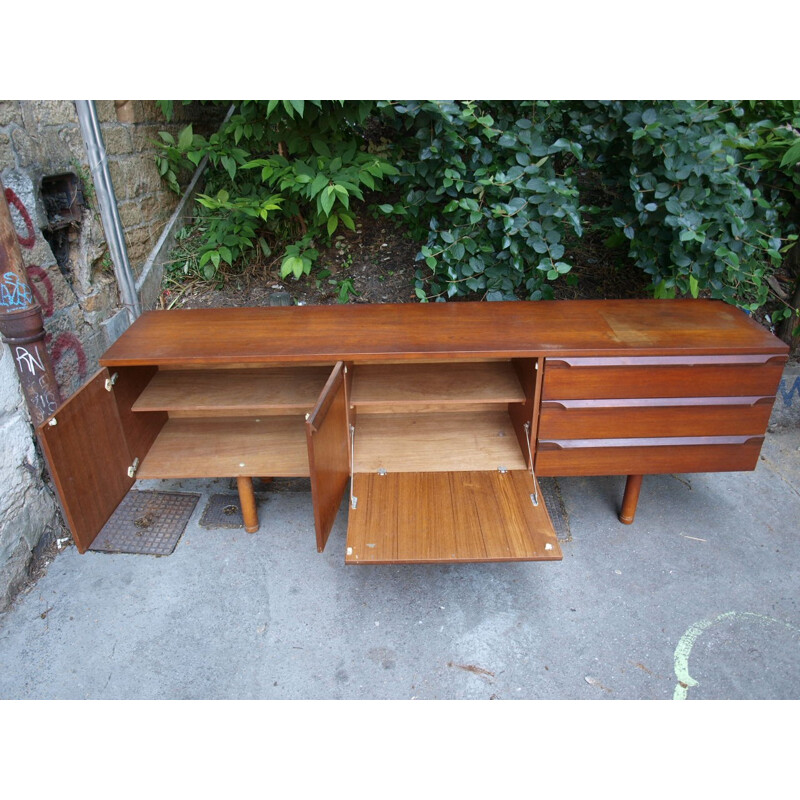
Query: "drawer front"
542 356 785 400
538 397 774 440
535 436 764 476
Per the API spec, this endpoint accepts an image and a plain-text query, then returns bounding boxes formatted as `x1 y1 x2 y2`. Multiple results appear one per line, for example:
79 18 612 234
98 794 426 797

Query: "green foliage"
561 101 799 321
155 99 800 332
154 101 396 281
377 101 583 301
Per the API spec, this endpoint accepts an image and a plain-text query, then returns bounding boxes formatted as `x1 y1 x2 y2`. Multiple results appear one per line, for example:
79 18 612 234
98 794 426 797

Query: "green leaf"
289 100 305 117
378 204 394 214
779 138 800 168
642 108 657 126
221 156 236 180
320 186 336 216
415 287 428 301
177 124 193 151
689 274 699 298
281 255 304 279
327 214 339 236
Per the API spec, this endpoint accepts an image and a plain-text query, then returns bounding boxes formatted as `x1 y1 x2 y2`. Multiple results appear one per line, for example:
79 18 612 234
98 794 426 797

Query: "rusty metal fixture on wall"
0 180 62 426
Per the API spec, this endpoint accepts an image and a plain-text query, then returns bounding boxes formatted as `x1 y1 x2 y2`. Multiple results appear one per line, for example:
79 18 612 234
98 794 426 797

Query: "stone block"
0 101 22 127
8 128 38 170
30 100 77 127
102 124 133 155
25 262 78 321
0 133 15 171
118 200 144 229
109 155 162 201
94 101 116 123
1 169 48 234
55 125 86 161
131 124 166 151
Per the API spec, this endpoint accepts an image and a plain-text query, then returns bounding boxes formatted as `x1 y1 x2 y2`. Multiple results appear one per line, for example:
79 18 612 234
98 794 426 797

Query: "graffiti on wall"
3 186 88 387
0 271 33 308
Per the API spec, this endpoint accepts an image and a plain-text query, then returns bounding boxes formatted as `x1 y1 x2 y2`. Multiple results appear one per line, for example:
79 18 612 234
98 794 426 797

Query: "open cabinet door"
306 361 350 552
346 469 562 564
36 369 136 553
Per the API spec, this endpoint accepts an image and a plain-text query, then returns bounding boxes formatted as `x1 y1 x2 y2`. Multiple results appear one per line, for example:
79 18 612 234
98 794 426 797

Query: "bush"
155 101 397 280
376 100 583 301
154 100 800 336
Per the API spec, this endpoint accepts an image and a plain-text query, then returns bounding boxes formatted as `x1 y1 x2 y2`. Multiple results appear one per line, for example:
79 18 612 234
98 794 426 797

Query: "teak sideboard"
36 299 788 565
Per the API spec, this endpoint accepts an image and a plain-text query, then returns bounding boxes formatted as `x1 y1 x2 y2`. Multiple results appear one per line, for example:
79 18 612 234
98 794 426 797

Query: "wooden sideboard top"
100 299 788 367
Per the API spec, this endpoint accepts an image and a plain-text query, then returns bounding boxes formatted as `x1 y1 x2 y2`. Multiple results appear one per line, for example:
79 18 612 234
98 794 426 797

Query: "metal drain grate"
199 494 249 529
89 491 200 555
539 478 571 542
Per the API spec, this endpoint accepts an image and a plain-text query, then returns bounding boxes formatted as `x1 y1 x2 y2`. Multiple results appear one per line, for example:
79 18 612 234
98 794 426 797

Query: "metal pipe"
0 181 62 425
75 100 141 322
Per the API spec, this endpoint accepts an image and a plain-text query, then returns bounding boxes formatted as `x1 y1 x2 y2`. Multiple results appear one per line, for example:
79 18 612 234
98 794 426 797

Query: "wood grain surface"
542 360 785 400
538 397 774 439
306 362 350 552
535 436 764 476
345 470 561 563
100 299 788 367
133 366 331 415
36 370 134 553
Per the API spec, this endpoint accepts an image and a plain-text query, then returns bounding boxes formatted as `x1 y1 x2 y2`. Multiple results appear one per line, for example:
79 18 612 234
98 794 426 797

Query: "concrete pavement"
1 423 798 700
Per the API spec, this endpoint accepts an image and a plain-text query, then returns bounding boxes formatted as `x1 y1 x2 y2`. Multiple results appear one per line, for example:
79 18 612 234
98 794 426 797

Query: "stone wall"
0 99 224 610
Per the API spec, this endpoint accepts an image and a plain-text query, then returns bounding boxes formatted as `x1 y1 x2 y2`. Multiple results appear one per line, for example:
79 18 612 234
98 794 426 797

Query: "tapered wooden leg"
237 476 259 533
619 474 643 525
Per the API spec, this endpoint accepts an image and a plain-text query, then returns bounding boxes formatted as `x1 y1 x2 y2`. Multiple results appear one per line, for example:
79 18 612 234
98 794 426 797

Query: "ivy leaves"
575 100 794 310
379 100 583 301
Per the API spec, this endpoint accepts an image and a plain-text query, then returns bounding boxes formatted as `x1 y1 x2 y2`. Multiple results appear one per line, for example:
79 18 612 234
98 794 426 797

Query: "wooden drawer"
538 396 774 439
535 435 764 476
542 355 785 400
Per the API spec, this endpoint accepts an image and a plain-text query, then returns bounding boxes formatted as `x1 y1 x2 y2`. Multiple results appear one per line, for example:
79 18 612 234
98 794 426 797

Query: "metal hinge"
524 422 539 506
127 457 139 478
349 425 358 509
105 372 119 392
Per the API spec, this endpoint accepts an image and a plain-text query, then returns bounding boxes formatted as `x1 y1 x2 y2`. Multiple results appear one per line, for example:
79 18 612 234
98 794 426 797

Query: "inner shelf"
137 416 311 479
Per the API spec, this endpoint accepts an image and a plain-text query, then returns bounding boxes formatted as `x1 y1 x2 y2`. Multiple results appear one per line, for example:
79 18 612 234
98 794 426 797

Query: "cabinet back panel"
353 411 526 473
